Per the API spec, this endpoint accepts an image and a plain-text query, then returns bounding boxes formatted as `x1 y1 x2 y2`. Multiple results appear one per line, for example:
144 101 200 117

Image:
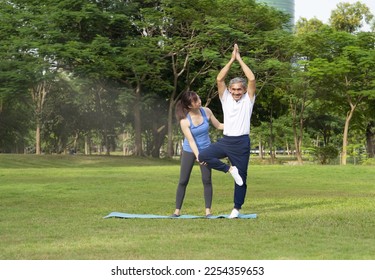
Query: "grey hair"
229 77 247 89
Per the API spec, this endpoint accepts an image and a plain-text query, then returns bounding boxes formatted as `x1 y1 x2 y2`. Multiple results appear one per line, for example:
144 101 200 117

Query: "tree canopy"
1 0 374 163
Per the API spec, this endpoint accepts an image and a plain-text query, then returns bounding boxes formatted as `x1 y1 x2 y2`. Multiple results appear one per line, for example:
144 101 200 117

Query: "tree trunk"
35 120 41 155
293 127 303 163
290 100 304 164
341 103 356 165
167 99 175 157
269 127 275 163
122 132 128 156
31 81 49 155
151 123 166 158
167 52 190 158
103 128 110 156
85 135 90 155
133 82 143 156
296 110 305 164
259 139 264 159
365 121 375 158
73 132 78 153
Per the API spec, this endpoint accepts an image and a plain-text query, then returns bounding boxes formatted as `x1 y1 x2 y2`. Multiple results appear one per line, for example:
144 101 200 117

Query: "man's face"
229 83 246 101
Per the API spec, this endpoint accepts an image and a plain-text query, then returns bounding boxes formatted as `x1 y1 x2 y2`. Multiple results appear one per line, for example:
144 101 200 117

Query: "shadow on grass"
0 154 179 169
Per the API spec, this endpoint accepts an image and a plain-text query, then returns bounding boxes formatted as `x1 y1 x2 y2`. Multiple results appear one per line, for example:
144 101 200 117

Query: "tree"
0 11 33 153
141 0 291 158
252 28 295 162
0 93 32 153
282 19 327 164
1 0 109 154
308 31 375 165
51 0 139 155
157 0 222 157
0 0 63 154
330 1 374 33
295 17 325 35
364 99 375 158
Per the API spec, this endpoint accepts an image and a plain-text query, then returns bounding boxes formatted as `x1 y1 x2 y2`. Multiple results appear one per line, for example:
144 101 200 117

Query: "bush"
362 158 375 166
313 146 339 165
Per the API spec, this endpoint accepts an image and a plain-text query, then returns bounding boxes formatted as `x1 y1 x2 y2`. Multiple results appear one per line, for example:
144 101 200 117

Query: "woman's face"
190 95 201 109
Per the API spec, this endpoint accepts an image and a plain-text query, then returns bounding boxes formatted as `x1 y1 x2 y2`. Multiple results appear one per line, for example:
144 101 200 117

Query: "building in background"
257 0 295 27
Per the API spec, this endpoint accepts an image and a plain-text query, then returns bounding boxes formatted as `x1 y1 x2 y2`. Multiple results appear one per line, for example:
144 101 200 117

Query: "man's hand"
234 43 242 61
231 44 238 61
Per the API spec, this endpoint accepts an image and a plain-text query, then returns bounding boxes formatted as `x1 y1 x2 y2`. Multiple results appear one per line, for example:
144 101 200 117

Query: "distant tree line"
0 0 374 165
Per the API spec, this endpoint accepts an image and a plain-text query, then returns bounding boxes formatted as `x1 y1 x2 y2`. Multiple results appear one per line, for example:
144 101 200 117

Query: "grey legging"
175 150 212 210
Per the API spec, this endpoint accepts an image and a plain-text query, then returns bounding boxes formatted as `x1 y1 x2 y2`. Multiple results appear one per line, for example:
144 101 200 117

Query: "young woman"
172 91 223 217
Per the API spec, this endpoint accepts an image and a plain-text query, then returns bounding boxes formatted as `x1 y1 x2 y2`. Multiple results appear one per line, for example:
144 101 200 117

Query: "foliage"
361 157 375 165
0 0 374 160
311 145 339 165
329 1 374 33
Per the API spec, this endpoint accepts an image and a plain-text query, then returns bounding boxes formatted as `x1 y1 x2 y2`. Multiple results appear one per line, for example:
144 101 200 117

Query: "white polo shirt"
220 89 255 136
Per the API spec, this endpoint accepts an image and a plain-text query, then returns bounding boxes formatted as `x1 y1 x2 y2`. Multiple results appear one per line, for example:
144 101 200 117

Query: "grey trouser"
175 150 212 209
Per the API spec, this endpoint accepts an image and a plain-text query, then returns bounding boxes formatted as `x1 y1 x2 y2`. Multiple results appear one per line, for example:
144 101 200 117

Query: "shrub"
313 145 339 165
362 158 375 166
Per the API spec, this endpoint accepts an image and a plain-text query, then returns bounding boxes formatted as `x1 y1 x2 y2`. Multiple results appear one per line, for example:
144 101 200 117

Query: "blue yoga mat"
104 212 257 219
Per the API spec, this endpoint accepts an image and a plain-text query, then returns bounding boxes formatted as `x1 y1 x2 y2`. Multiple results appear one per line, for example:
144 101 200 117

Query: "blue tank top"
182 107 211 153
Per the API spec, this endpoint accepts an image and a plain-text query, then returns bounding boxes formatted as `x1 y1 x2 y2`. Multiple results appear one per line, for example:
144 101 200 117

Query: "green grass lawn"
0 154 374 260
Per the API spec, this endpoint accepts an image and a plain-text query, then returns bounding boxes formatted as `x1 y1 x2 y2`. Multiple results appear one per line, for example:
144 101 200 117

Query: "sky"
294 0 375 31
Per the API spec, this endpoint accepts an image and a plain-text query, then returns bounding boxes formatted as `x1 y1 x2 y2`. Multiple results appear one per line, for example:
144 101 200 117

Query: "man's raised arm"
216 45 237 98
235 44 256 101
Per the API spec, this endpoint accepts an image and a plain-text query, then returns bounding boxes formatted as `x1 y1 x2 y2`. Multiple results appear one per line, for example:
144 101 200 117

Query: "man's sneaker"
229 166 243 186
228 208 240 219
